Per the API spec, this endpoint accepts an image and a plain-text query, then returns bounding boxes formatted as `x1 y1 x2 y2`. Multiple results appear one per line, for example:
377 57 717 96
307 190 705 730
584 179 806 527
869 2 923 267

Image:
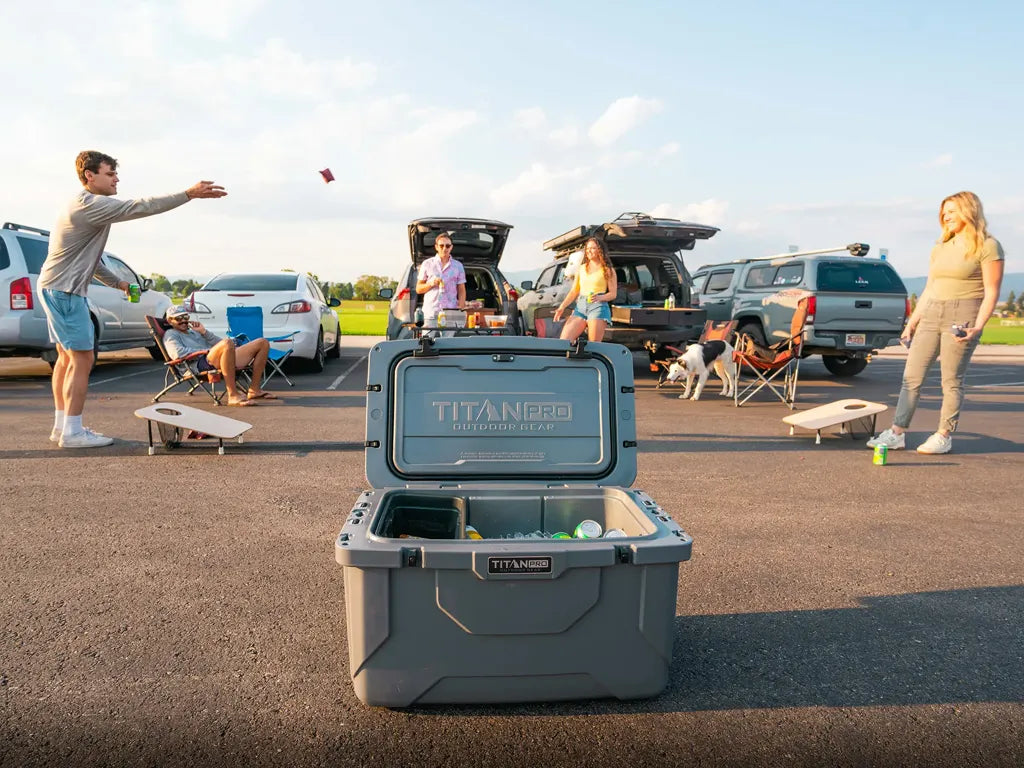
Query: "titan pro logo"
488 556 553 575
432 399 572 432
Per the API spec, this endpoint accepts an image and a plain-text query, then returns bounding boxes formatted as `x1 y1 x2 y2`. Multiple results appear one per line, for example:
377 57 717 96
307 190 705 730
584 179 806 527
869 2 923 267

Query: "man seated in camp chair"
161 304 274 406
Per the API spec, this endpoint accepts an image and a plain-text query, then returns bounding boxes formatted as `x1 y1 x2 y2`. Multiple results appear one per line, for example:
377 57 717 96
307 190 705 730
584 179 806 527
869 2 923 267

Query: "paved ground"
1 341 1022 767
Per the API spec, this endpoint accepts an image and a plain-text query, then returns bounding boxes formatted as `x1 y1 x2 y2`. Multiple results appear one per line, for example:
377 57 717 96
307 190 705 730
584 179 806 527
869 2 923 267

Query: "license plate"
845 333 866 346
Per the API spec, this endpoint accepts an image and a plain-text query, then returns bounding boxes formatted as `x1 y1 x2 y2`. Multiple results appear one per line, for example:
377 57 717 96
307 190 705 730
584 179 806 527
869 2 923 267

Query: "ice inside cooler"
371 487 659 540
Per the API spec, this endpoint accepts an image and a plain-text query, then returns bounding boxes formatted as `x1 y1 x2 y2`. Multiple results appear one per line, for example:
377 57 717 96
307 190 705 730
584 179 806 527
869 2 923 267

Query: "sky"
3 0 1021 285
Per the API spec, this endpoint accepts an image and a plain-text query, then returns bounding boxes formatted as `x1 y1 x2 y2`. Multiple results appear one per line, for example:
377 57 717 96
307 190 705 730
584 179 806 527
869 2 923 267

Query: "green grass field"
338 300 390 335
333 301 1024 342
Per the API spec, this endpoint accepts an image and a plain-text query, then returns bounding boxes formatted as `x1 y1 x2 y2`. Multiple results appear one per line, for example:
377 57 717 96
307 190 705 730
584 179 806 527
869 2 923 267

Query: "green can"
873 444 888 465
128 283 141 303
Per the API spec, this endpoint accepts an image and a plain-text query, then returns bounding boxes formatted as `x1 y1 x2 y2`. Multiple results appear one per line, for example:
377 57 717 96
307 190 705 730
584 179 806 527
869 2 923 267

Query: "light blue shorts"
572 296 611 322
40 289 94 351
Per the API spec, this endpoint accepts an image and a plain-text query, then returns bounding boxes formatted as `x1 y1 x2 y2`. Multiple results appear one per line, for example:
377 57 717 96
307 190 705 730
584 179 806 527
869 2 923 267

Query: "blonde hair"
583 237 613 283
939 191 989 259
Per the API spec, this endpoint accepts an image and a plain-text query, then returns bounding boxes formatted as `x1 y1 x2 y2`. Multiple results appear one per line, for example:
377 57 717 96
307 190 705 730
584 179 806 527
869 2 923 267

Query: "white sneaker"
866 428 905 450
59 428 114 449
917 432 952 455
49 428 61 443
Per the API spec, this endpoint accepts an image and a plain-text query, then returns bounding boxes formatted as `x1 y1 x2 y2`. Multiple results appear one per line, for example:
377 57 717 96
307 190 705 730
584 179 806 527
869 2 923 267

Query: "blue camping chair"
226 306 298 388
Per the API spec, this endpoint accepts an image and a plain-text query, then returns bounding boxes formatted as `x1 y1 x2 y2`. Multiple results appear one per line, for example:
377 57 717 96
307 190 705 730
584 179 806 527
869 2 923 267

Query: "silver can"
603 528 627 538
573 519 603 539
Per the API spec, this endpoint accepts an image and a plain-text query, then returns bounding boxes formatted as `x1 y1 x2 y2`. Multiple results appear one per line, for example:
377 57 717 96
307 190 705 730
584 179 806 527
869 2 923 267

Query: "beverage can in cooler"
573 520 603 539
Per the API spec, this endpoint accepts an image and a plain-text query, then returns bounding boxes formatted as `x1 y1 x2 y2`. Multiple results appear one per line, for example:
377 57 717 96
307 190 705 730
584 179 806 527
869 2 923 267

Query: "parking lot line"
90 368 160 386
326 355 366 391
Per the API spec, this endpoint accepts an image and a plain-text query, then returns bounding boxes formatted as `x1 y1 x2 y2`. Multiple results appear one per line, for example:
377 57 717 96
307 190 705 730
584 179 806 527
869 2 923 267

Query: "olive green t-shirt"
925 235 1004 301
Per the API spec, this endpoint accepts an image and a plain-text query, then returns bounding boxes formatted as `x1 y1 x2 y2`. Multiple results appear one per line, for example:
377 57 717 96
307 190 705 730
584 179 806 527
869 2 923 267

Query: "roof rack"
543 212 719 252
698 243 870 270
3 222 51 237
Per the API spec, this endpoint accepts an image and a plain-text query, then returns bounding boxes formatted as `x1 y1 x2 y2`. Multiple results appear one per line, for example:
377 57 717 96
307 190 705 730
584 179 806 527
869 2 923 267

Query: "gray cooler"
335 335 692 706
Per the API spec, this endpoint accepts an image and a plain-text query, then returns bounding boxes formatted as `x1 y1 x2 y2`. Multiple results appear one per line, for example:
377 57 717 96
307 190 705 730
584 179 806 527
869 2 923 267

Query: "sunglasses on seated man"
169 314 190 324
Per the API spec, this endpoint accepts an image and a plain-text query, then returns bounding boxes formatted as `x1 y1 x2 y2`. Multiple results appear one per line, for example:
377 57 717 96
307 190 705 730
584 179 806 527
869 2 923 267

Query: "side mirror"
520 280 533 291
142 278 154 291
378 288 394 300
328 297 341 307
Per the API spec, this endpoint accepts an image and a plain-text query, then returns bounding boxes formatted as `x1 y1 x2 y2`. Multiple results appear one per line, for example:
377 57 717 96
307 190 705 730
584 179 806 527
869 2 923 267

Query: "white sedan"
186 272 341 372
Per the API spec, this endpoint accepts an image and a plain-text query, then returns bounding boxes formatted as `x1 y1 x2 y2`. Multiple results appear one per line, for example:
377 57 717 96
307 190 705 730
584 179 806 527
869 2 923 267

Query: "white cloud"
548 125 580 147
650 199 729 226
178 0 267 39
489 163 587 210
588 96 663 147
574 183 610 209
658 142 680 157
513 107 547 132
922 153 953 168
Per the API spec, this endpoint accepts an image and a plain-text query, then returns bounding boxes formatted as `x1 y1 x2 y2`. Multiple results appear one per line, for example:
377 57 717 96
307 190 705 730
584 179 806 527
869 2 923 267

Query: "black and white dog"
665 339 737 401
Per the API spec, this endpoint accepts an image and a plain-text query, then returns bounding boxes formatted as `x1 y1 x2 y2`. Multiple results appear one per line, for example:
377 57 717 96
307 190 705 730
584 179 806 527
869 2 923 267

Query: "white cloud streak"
588 97 663 146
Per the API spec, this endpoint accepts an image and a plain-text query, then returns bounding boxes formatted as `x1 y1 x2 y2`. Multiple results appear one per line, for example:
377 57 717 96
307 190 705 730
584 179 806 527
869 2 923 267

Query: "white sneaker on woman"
59 428 114 449
916 432 952 454
866 428 905 450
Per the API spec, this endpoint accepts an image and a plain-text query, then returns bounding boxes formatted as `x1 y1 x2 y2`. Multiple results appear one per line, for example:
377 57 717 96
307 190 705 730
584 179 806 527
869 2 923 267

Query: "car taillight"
805 295 816 324
396 287 411 301
10 277 33 310
507 287 519 302
905 298 911 319
272 300 312 314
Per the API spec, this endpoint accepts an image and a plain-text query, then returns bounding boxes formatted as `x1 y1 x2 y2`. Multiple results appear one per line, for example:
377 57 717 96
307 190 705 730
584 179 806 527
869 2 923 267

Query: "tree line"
145 273 398 301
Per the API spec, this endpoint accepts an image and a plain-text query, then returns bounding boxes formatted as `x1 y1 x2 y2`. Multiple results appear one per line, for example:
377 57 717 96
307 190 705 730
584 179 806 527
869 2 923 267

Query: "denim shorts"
572 296 611 322
39 288 94 351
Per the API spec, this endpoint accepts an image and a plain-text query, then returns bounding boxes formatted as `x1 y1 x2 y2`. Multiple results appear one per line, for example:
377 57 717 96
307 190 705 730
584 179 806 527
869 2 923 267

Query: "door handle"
855 300 872 309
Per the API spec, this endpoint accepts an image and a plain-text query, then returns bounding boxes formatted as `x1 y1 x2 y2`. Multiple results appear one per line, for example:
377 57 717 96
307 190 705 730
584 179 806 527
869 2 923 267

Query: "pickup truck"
516 212 716 369
692 244 909 376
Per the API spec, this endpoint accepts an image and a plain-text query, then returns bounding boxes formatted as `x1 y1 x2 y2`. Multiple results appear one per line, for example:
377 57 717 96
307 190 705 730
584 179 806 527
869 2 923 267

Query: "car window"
634 264 656 290
705 269 734 293
203 274 301 291
744 264 777 289
0 237 10 270
306 277 326 303
103 255 140 284
15 236 48 274
773 263 804 286
535 266 556 290
692 272 708 293
553 265 572 286
816 262 906 293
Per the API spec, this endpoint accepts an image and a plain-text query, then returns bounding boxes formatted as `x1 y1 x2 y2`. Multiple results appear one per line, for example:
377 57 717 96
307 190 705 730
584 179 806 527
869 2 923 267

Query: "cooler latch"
614 545 634 564
566 338 591 359
414 336 439 357
401 547 421 567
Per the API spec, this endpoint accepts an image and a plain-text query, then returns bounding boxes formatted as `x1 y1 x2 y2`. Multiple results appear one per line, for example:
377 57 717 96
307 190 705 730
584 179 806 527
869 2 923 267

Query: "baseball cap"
165 304 190 320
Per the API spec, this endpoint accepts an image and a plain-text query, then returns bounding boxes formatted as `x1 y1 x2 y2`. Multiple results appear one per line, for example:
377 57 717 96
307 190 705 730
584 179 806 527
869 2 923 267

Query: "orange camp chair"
147 315 226 404
732 299 808 408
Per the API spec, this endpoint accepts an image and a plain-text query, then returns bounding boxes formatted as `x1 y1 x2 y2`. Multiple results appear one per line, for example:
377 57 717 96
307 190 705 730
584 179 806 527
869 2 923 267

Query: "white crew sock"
63 415 83 436
54 410 65 432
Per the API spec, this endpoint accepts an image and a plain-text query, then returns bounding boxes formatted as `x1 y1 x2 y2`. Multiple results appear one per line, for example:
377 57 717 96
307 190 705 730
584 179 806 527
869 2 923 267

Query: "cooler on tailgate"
335 335 693 706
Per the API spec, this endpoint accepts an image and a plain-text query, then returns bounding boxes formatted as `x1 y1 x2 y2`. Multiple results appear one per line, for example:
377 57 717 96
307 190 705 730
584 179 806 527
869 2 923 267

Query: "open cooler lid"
364 336 637 488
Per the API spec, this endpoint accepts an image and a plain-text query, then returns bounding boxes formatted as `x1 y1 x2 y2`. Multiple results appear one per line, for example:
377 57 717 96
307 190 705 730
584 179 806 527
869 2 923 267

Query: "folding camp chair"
146 315 225 404
225 306 297 388
732 298 809 408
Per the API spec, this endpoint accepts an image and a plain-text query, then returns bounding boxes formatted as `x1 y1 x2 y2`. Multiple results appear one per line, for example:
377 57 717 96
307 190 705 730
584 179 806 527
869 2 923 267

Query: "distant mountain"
503 268 544 289
901 272 1024 303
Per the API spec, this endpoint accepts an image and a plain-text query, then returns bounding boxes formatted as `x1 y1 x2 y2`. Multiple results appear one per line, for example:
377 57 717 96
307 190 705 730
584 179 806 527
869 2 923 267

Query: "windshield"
202 274 300 291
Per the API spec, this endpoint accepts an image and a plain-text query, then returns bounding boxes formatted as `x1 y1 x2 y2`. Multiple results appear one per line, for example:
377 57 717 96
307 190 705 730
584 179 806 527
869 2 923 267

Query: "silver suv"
0 221 171 367
692 244 909 376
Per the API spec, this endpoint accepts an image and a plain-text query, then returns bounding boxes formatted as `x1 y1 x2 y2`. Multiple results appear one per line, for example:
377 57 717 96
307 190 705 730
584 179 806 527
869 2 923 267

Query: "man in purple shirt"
415 231 466 326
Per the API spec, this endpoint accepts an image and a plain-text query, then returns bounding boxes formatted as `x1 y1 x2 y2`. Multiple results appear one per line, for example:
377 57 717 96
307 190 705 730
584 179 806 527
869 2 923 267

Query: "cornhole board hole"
134 402 252 455
782 398 887 445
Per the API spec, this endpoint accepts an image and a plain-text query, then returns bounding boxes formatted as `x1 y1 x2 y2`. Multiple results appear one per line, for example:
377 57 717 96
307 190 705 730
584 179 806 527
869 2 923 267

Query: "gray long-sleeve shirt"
38 189 190 296
162 327 221 361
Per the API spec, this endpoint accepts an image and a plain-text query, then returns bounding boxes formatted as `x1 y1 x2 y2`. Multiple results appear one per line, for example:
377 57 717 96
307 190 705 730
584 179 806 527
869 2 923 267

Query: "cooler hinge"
366 384 381 392
364 440 381 448
566 338 591 359
620 386 634 393
414 336 439 357
622 440 637 448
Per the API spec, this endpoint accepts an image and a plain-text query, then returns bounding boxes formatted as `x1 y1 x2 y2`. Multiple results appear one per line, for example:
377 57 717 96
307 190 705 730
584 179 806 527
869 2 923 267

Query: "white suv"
0 221 171 367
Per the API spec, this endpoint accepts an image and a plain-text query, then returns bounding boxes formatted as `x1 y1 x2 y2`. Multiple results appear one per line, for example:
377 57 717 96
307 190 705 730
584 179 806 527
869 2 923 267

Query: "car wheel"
822 355 869 377
90 321 100 374
736 322 766 348
327 324 341 358
308 330 326 373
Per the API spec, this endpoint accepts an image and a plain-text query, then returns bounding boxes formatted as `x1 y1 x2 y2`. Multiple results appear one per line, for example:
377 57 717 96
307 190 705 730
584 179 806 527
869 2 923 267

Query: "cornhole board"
134 402 252 455
782 398 887 445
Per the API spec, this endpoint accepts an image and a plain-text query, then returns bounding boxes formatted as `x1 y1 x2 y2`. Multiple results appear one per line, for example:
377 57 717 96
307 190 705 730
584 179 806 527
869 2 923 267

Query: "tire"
736 322 766 348
147 344 164 361
822 355 869 377
89 321 100 374
326 324 341 358
308 330 326 373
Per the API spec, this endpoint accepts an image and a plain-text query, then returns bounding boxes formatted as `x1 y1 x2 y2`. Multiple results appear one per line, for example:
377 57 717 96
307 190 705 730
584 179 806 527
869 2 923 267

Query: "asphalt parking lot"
1 341 1022 767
